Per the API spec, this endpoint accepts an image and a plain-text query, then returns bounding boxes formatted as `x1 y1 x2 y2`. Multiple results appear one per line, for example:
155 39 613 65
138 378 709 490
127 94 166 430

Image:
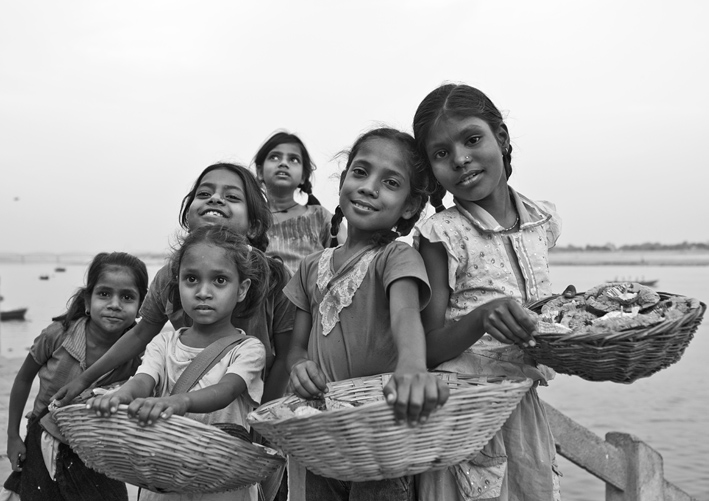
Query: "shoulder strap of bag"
171 331 248 395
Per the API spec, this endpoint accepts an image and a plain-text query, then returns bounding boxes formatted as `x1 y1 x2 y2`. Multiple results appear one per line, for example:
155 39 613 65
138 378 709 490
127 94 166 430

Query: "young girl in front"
254 131 343 275
89 226 269 501
3 252 149 501
412 83 562 500
53 163 294 407
285 127 450 501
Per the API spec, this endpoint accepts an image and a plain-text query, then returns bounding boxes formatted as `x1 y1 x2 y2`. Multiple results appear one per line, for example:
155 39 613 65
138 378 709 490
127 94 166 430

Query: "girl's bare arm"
52 319 165 405
419 238 536 367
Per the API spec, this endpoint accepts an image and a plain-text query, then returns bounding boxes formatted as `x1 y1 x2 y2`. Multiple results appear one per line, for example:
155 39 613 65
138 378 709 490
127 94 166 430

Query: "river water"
1 260 707 500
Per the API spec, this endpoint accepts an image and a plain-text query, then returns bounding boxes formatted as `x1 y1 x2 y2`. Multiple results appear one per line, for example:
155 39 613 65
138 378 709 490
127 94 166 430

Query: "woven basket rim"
53 403 284 458
52 403 285 493
247 372 534 481
248 373 533 425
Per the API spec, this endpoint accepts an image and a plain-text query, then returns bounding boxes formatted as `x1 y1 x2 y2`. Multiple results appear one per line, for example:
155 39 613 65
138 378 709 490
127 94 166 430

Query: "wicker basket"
51 404 285 493
524 291 706 383
247 372 532 481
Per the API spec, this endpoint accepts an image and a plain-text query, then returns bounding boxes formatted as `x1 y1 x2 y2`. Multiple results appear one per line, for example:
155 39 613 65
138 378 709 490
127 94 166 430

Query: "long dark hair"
413 84 512 212
330 127 433 246
56 252 149 330
178 163 272 252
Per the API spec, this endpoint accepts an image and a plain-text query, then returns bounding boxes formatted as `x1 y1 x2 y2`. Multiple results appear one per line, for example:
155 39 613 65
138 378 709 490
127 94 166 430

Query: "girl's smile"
425 116 509 215
186 168 250 235
340 138 416 235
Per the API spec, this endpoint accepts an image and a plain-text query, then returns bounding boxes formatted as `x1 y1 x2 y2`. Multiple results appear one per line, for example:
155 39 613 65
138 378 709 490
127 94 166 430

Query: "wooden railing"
543 401 697 500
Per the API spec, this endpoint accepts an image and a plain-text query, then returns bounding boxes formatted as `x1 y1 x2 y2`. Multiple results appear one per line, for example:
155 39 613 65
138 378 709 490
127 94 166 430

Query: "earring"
85 309 90 316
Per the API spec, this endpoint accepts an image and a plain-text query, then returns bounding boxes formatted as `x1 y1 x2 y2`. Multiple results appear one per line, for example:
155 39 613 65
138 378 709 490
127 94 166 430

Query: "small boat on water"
1 307 28 321
39 275 49 280
55 267 66 272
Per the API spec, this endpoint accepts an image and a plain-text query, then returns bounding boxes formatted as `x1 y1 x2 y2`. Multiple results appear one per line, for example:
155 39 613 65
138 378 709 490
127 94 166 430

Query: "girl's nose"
358 182 379 197
196 285 212 299
454 149 471 169
209 192 224 204
107 296 122 310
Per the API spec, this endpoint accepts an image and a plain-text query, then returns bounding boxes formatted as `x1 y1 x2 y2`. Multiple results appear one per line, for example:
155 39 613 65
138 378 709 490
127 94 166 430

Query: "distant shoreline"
2 251 709 267
549 250 709 266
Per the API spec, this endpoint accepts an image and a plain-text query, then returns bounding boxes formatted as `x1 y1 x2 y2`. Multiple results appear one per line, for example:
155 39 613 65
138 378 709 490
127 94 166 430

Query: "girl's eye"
225 193 241 202
97 291 109 298
268 154 280 161
466 136 481 147
384 179 401 189
122 294 137 302
351 167 367 177
433 150 447 160
185 275 197 283
196 190 212 199
291 157 301 164
215 277 227 285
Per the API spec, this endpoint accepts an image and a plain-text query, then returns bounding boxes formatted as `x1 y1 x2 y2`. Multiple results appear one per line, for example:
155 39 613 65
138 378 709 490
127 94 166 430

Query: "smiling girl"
284 127 449 501
53 163 294 407
3 252 148 501
412 83 562 501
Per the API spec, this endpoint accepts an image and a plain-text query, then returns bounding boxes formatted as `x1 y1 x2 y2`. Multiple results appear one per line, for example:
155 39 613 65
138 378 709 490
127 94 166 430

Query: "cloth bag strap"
171 332 247 395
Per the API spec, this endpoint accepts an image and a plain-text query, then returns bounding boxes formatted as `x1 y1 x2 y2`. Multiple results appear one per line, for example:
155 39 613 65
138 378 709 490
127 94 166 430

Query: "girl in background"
89 226 269 501
3 252 149 501
285 127 450 501
413 83 562 500
254 131 343 275
53 163 294 407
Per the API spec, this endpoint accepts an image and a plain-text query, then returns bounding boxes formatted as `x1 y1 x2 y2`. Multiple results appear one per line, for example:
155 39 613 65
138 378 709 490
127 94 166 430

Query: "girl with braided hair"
284 127 449 501
254 131 343 276
413 83 562 500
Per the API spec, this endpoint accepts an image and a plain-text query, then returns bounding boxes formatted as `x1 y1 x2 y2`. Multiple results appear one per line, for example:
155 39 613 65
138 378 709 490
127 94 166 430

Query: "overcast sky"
2 1 708 255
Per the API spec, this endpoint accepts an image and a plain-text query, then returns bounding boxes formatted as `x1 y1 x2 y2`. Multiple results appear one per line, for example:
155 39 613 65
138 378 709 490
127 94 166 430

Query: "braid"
431 183 447 213
329 206 344 247
503 134 513 179
369 230 399 247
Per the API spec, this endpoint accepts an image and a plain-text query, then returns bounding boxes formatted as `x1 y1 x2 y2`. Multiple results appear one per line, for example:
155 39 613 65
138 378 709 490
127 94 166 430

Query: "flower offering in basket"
524 282 706 383
247 372 532 482
51 403 285 494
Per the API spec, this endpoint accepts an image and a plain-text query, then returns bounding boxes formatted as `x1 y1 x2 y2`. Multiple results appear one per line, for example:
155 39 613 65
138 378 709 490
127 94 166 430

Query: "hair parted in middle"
413 83 513 213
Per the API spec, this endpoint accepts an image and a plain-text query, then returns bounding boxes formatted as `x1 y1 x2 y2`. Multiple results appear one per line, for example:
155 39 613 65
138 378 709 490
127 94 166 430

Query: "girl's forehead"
353 138 408 175
96 266 139 289
430 115 494 139
182 243 233 266
268 142 302 156
199 168 245 188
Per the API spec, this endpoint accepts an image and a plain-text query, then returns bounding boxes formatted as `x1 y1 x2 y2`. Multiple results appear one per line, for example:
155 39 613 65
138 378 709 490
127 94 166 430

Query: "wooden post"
606 432 676 501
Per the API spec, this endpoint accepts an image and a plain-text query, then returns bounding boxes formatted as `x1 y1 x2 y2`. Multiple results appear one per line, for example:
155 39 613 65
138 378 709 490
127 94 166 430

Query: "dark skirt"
3 413 128 501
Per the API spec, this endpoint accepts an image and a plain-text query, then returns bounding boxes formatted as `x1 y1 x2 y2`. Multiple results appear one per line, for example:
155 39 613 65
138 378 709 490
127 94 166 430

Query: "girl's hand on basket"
87 392 132 417
7 435 26 472
384 370 450 426
290 359 328 399
480 297 538 347
52 377 89 407
127 395 189 426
